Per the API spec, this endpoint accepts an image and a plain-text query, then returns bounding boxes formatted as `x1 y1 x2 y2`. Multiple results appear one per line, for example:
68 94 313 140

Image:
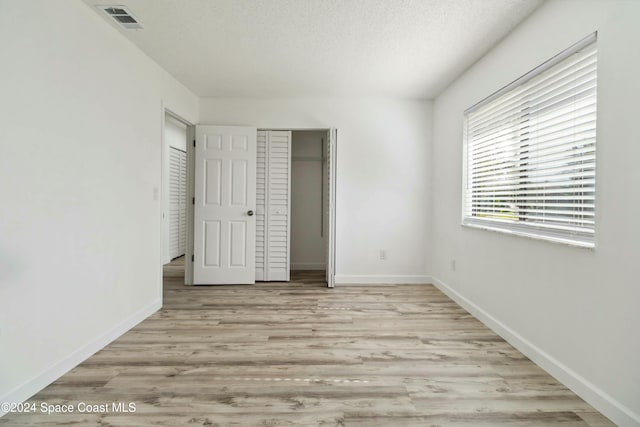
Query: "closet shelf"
292 156 326 162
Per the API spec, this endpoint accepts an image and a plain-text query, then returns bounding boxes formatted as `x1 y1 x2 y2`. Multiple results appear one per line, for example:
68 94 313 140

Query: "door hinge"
193 139 196 147
191 254 194 262
192 197 195 205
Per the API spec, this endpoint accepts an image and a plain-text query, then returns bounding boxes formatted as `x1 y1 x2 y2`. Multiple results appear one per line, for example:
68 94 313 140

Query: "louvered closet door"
267 131 291 281
169 147 187 259
255 131 267 281
255 130 291 281
178 150 187 255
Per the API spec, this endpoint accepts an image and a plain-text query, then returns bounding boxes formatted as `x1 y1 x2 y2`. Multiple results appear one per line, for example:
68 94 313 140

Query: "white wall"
0 0 198 409
291 131 327 270
200 98 432 283
163 114 188 264
430 1 640 425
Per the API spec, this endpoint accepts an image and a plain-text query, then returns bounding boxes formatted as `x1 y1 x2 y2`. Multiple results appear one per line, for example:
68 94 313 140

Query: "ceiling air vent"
99 5 143 30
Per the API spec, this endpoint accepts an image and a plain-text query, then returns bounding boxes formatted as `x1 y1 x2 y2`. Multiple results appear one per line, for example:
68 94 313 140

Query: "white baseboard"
430 276 640 427
335 275 431 285
0 298 162 417
291 262 326 270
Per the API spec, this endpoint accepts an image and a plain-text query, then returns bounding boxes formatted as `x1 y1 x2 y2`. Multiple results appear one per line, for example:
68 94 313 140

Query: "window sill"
461 221 595 249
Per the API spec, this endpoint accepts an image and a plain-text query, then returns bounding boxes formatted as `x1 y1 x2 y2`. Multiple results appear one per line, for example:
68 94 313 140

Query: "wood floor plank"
0 261 614 426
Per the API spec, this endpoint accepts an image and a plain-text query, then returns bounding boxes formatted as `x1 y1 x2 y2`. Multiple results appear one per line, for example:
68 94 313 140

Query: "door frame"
184 126 337 288
161 107 195 286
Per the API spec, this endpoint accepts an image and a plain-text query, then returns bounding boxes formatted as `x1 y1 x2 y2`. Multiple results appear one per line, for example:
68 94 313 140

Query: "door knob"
247 210 254 216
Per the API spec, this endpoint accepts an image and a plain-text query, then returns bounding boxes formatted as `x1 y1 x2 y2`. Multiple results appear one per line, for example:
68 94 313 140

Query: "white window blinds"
463 33 597 247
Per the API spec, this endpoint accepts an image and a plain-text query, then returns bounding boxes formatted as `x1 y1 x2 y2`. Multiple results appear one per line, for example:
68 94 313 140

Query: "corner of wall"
430 275 640 427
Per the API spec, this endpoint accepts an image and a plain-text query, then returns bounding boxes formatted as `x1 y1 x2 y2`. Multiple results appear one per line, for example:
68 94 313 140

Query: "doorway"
162 111 194 283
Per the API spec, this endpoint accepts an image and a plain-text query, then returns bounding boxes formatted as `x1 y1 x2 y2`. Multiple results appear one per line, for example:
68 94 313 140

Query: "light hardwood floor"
1 258 614 426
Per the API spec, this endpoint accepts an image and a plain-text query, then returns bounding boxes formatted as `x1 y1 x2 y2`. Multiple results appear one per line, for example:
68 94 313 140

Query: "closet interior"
290 131 328 276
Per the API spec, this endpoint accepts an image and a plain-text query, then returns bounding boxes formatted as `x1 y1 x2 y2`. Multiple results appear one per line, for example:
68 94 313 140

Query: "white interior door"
194 125 257 285
326 128 337 288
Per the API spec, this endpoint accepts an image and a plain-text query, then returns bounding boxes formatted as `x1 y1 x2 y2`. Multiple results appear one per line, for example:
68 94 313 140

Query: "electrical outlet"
451 259 457 271
379 250 387 260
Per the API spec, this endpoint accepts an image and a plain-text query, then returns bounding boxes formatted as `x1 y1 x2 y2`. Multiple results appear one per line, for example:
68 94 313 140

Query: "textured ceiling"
82 0 543 99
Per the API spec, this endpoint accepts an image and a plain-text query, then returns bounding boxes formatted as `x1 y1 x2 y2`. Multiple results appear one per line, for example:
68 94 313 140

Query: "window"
462 33 597 248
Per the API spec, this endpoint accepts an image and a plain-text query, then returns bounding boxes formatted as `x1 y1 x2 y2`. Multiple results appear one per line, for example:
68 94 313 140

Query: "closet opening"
189 126 336 287
290 130 328 285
